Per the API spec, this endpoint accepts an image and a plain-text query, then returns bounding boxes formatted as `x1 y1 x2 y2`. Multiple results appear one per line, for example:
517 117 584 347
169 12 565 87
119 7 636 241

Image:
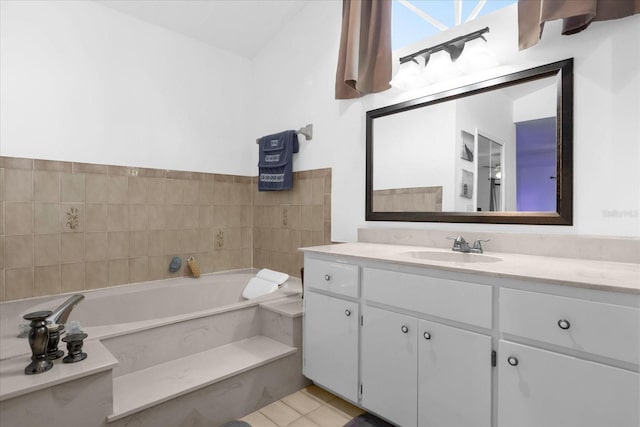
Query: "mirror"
366 58 573 225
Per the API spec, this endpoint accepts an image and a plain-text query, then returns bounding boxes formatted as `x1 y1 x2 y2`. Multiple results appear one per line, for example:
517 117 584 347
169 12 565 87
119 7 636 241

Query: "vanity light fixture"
399 26 489 66
391 27 490 90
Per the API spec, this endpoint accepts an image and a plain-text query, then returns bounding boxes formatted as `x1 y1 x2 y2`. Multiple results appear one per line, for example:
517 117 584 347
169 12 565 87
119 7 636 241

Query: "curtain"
518 0 640 50
335 0 392 99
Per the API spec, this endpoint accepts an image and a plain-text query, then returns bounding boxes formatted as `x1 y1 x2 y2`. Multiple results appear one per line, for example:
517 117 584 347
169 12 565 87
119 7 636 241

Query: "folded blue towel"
258 130 299 191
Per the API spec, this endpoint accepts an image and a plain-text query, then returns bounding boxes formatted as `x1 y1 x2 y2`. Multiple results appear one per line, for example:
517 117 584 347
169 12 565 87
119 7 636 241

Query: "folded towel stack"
242 268 290 300
257 130 299 191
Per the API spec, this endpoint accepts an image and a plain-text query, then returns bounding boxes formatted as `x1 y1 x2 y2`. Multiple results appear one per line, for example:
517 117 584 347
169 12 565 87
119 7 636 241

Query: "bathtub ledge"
0 339 118 402
259 296 303 318
108 335 297 422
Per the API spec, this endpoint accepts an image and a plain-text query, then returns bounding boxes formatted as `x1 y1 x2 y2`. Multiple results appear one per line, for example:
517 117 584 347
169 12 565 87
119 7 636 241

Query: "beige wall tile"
300 206 313 231
0 236 4 269
35 234 60 266
213 181 229 204
241 227 252 249
311 178 324 205
197 251 214 274
228 204 242 227
5 202 33 235
129 257 148 284
311 206 324 231
241 205 252 227
198 229 213 252
85 232 107 261
35 159 71 172
60 173 85 202
182 229 199 253
108 175 128 203
199 181 214 204
147 178 166 204
60 233 84 263
199 205 213 228
165 179 185 205
163 229 182 255
164 205 183 229
130 231 148 257
34 171 59 202
60 204 84 232
108 259 129 286
5 235 33 268
129 204 148 231
108 231 129 259
324 195 331 220
4 169 33 202
148 205 165 230
5 267 33 300
73 162 107 175
85 174 107 202
1 157 33 170
213 205 229 226
128 177 148 204
61 263 84 293
34 203 58 234
85 203 107 232
148 230 164 256
35 265 60 296
85 261 107 290
184 205 199 229
0 270 5 302
107 204 129 231
148 255 167 280
184 180 199 204
299 179 313 206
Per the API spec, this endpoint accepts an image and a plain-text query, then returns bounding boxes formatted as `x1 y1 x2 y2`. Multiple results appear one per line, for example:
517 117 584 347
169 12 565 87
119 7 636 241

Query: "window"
392 0 517 50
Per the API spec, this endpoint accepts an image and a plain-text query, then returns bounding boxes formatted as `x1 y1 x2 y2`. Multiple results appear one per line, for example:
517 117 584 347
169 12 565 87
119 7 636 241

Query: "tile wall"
253 169 332 278
0 156 331 301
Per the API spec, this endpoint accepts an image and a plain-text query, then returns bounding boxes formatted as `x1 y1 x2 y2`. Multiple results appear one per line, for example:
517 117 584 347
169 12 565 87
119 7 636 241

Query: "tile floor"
239 385 365 427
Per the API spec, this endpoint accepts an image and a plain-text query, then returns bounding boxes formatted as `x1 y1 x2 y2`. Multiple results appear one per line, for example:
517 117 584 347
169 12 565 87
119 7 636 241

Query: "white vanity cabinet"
301 246 639 427
302 258 360 402
498 288 640 427
361 267 493 427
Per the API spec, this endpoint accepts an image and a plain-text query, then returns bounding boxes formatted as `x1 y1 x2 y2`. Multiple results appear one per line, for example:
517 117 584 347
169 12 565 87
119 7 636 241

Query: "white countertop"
300 243 640 295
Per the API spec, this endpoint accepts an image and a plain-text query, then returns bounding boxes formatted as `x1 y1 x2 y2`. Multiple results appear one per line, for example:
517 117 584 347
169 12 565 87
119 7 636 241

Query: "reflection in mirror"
366 58 573 225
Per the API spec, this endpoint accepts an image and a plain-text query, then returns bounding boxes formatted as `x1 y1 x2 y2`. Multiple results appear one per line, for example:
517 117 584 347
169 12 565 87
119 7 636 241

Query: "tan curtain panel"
519 0 640 50
335 0 392 99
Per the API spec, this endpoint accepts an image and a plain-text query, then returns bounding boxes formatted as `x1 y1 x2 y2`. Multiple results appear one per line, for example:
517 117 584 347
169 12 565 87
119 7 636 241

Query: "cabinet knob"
324 274 331 281
557 319 571 330
401 325 409 334
423 332 431 340
507 356 519 366
345 309 351 317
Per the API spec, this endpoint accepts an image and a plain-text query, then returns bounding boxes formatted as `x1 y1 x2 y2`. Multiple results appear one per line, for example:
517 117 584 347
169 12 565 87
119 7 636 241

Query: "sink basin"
404 251 503 263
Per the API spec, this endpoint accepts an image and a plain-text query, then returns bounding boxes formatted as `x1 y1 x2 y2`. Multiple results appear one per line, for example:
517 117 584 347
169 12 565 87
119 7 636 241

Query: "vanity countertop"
300 242 640 295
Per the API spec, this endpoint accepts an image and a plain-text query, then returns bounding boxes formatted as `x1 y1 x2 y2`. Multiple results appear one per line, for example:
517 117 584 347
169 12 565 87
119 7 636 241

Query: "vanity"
300 240 639 427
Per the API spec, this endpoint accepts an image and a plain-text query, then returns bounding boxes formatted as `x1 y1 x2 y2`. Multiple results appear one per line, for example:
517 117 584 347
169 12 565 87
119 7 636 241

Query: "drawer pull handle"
423 332 431 340
324 274 331 281
557 319 571 330
345 309 351 317
401 325 409 334
507 356 519 366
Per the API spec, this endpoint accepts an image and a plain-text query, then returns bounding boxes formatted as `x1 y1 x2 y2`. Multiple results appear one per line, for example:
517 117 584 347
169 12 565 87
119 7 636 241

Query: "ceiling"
94 0 308 59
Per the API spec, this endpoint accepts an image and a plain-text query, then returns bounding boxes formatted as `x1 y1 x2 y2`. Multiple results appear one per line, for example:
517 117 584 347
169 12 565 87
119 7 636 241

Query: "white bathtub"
0 269 302 360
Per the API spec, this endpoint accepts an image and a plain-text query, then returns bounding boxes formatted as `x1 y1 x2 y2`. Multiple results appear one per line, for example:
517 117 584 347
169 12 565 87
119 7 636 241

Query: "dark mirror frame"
366 58 573 225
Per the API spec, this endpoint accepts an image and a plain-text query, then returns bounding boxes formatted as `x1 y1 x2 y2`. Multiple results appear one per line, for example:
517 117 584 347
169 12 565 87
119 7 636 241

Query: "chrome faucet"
446 236 490 254
46 294 85 325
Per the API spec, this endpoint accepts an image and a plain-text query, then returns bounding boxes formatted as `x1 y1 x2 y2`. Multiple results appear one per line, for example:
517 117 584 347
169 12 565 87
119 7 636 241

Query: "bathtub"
0 269 302 361
0 269 307 425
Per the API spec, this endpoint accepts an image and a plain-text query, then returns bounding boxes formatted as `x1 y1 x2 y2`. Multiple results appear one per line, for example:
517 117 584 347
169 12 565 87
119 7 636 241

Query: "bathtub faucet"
46 294 85 325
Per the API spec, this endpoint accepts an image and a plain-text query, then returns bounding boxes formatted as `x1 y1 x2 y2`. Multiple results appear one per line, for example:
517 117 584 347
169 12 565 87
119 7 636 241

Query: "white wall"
0 0 254 175
253 3 640 240
2 1 638 240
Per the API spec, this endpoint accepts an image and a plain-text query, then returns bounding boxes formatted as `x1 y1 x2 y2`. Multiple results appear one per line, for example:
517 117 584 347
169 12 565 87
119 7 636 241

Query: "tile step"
107 336 297 422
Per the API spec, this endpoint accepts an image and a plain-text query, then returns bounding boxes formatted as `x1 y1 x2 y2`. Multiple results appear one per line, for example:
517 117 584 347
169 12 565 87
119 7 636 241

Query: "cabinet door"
362 305 418 427
303 292 359 402
499 340 640 427
418 320 492 427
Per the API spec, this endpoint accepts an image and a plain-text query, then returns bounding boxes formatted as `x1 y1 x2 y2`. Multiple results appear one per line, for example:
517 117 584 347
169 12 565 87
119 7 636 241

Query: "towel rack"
256 124 313 144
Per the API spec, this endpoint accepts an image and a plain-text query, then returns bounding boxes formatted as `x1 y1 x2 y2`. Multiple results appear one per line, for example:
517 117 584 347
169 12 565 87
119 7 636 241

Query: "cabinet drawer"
500 288 640 364
363 268 492 328
304 258 359 298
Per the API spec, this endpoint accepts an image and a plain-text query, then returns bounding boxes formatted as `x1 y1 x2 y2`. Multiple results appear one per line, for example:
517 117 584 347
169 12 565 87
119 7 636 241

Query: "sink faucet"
46 294 85 325
446 236 490 254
